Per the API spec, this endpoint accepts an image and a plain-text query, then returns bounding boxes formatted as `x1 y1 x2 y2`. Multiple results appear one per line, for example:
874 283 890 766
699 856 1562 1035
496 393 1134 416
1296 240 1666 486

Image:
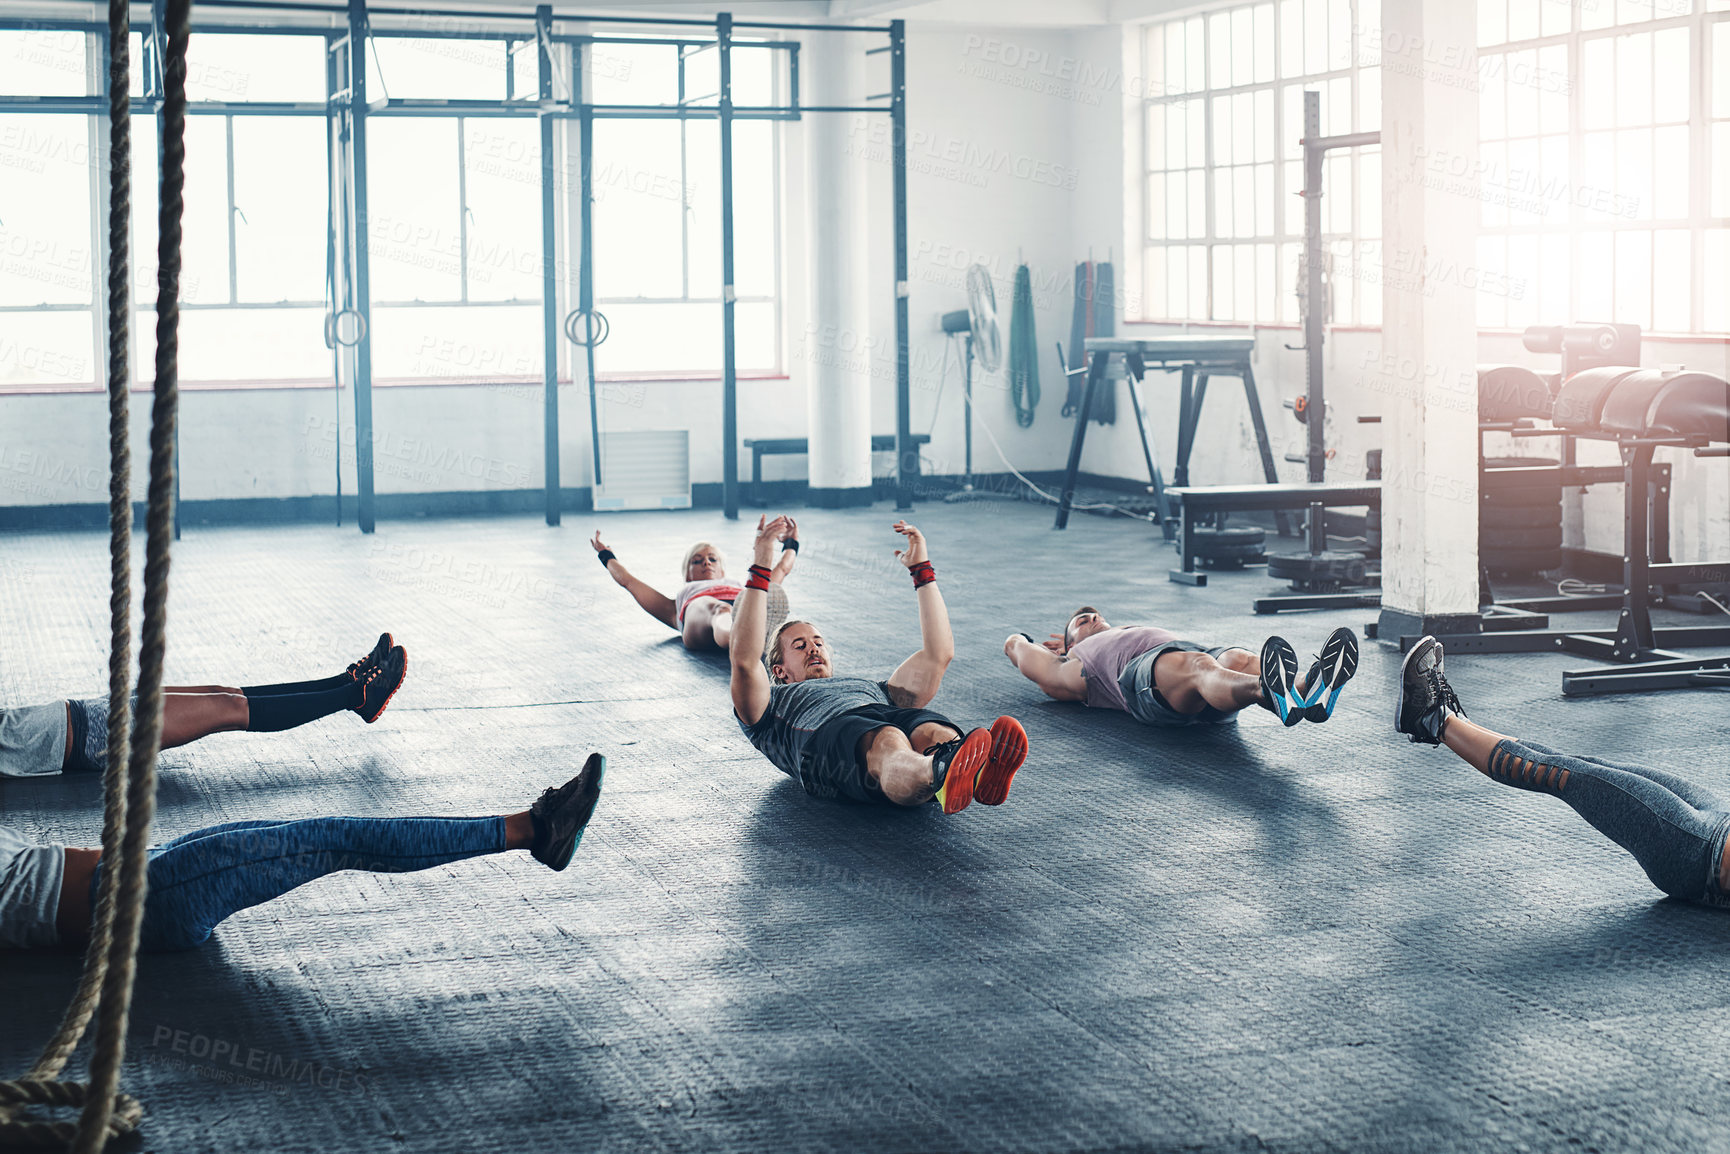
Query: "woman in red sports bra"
591 516 798 653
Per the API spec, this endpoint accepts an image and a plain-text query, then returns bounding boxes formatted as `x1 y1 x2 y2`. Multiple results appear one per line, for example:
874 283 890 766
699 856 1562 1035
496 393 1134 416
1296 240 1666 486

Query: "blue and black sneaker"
1298 627 1360 723
1257 636 1303 726
531 753 606 871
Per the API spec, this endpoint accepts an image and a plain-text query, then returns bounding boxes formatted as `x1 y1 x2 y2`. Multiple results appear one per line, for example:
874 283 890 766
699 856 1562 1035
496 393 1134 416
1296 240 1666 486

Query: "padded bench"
742 434 931 505
1166 482 1381 585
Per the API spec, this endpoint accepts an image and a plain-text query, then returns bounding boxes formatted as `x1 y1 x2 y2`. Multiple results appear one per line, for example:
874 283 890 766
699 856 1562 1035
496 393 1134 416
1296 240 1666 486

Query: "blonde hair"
768 618 815 684
682 541 725 581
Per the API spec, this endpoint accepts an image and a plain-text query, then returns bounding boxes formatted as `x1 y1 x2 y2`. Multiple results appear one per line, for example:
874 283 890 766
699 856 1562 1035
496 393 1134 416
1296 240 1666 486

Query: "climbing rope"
0 0 186 1148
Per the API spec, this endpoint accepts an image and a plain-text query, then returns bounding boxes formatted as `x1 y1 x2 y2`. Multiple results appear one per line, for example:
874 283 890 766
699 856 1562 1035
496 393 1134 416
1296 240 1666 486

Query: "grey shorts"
1118 641 1245 728
0 701 70 778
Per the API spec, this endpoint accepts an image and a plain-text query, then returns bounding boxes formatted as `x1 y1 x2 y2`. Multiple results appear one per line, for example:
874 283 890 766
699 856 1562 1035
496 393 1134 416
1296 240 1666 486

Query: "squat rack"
2 1 915 529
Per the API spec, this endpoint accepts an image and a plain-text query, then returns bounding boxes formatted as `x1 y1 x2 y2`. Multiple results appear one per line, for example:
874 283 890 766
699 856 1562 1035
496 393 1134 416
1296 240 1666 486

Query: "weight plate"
1482 526 1563 549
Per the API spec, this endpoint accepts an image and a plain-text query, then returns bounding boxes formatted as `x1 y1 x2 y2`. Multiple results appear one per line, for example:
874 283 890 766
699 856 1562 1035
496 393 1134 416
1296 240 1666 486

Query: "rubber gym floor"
3 500 1728 1154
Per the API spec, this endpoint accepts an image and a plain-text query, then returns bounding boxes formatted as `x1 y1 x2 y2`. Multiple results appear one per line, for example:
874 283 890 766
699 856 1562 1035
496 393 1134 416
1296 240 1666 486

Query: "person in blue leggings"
0 755 604 952
1396 636 1729 907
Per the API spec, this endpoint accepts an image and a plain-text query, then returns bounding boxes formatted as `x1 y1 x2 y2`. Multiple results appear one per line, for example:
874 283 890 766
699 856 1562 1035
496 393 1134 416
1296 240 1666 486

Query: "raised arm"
729 515 792 725
884 521 954 709
769 516 799 584
1004 633 1086 702
591 531 678 629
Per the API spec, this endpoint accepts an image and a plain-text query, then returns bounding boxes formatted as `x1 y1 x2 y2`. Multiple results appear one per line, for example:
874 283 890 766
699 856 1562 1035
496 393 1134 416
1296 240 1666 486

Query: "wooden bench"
1166 482 1381 585
742 434 931 505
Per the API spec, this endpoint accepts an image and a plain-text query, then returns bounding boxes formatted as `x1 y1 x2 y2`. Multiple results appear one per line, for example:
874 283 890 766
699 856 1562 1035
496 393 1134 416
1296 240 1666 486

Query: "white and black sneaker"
1298 627 1360 723
1257 636 1303 726
1395 636 1465 746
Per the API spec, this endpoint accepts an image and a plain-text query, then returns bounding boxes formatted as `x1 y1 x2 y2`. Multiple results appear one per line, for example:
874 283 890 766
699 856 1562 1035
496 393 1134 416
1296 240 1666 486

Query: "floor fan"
940 263 1003 499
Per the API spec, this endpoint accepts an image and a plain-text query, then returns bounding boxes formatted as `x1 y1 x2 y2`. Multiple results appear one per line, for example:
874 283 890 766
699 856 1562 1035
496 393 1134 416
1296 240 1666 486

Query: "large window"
586 40 782 377
1477 0 1730 334
1140 1 1383 325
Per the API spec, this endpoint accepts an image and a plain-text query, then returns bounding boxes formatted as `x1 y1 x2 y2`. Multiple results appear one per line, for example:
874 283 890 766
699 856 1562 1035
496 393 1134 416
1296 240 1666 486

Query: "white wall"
2 14 1725 567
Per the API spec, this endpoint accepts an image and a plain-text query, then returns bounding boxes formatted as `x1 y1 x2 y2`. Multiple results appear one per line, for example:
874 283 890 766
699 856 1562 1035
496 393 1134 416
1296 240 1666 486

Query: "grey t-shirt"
739 676 893 777
0 702 68 778
0 825 65 948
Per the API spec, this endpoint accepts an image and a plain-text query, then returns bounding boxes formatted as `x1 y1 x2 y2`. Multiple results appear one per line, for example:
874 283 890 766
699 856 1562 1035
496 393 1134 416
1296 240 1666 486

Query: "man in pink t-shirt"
1002 608 1358 728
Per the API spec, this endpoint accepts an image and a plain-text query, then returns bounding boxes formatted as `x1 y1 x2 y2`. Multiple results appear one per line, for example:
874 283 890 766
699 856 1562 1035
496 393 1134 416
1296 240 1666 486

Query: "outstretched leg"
1401 638 1730 903
861 722 959 807
1150 649 1264 715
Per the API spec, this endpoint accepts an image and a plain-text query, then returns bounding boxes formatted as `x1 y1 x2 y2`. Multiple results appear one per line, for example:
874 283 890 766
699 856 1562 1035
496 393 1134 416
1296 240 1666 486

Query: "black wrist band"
1019 633 1037 644
596 550 616 566
782 538 799 552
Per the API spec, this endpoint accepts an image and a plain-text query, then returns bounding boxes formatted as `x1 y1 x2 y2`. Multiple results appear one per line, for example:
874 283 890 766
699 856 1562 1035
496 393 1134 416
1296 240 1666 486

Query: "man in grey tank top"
730 516 1029 815
1004 608 1359 728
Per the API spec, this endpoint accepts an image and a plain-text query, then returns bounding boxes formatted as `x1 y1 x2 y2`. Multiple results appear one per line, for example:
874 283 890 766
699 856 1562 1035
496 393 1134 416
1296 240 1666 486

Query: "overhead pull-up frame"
32 0 911 527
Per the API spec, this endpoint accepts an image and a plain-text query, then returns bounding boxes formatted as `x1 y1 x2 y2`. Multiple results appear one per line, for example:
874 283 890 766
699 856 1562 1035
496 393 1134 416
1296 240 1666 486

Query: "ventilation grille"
594 430 691 511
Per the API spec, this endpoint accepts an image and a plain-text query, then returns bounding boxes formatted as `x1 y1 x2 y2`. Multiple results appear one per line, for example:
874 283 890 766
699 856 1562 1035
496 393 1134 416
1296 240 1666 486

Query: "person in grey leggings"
1396 635 1729 907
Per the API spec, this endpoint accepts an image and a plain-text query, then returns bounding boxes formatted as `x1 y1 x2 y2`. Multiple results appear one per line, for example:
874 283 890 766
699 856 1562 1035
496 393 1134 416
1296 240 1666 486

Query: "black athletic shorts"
799 703 959 805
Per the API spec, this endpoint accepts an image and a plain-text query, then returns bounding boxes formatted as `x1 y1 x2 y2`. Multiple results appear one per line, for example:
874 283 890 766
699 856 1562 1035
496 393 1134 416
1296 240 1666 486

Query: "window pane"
590 42 680 106
1144 246 1167 318
1539 46 1568 134
1215 169 1234 239
1256 242 1275 320
1718 23 1730 116
1480 56 1506 140
1613 230 1652 329
1652 229 1690 331
0 30 89 96
1233 91 1255 165
1541 0 1570 35
1189 246 1208 320
367 118 462 302
180 116 230 306
1304 0 1328 73
1146 101 1166 171
0 311 92 388
1210 11 1232 89
731 121 777 299
1280 0 1303 77
594 120 685 299
1653 125 1689 219
1256 162 1275 236
1358 150 1380 237
1578 232 1613 317
1714 122 1730 217
597 301 720 374
1359 67 1380 135
687 121 720 295
1540 233 1570 324
1581 131 1618 222
1654 27 1689 123
1188 99 1206 167
1213 94 1234 166
232 116 326 304
1506 50 1539 137
1187 17 1207 93
1326 152 1351 233
1482 141 1509 227
1328 0 1353 70
1166 102 1187 169
731 45 777 107
1704 230 1728 333
1213 245 1234 320
169 308 331 382
1167 171 1187 239
1188 169 1207 238
1617 127 1653 220
1254 4 1276 82
1477 235 1507 326
1167 20 1188 93
1167 241 1188 317
0 114 92 306
185 34 325 103
1616 32 1652 127
685 45 719 105
1255 88 1276 162
1480 0 1507 47
1582 38 1614 131
1355 240 1380 325
1508 0 1541 41
1147 176 1167 240
463 118 544 302
370 304 540 380
1233 7 1256 86
369 38 507 101
1235 166 1256 237
1506 233 1538 326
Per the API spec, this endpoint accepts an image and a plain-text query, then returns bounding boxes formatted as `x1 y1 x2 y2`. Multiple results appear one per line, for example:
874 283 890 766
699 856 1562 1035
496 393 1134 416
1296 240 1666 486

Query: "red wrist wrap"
746 565 772 592
910 561 936 588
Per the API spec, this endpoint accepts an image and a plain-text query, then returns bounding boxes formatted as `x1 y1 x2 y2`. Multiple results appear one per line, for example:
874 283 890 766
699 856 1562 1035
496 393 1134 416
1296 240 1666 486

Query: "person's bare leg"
709 605 733 651
681 600 727 652
503 810 533 849
1151 650 1263 715
160 691 249 750
861 723 958 807
1437 712 1510 775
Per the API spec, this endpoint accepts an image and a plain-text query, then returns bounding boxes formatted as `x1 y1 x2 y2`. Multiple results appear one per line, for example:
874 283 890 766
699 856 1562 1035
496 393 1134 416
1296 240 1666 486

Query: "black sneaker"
1258 636 1302 726
1298 627 1360 723
356 644 407 723
347 632 393 681
1396 636 1465 745
531 753 605 871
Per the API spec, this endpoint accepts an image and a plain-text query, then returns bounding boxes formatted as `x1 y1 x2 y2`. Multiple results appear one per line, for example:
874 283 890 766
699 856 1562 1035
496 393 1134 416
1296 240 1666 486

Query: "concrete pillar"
804 30 874 507
1374 0 1482 642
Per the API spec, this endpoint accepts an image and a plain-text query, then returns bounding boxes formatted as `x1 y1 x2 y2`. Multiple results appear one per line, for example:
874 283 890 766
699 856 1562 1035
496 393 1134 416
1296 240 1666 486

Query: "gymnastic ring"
324 309 368 348
563 308 610 348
